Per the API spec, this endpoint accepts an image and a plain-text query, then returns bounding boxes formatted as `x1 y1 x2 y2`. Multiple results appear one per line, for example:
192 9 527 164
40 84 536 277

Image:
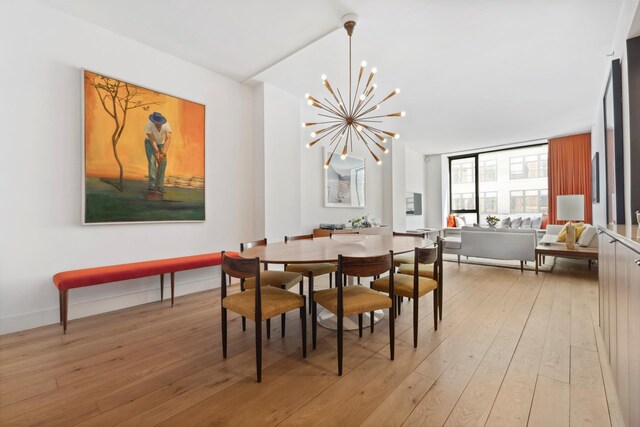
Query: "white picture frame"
324 150 366 208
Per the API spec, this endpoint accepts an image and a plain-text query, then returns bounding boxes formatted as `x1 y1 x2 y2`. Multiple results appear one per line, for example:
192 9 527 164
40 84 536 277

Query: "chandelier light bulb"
375 104 380 110
341 154 346 160
361 60 367 67
321 74 327 81
305 93 310 99
377 160 382 165
356 125 363 131
382 138 387 143
372 67 377 73
394 134 400 139
305 143 311 148
307 100 313 106
395 88 400 94
384 148 389 153
323 164 329 169
310 132 317 137
302 122 307 127
373 83 378 89
359 94 366 101
401 111 406 117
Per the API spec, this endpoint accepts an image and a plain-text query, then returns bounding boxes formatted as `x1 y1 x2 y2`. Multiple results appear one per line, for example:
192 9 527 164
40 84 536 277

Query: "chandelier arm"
356 102 381 118
351 68 363 115
353 128 381 163
354 119 383 123
313 123 347 145
353 95 375 119
313 99 344 118
305 120 343 127
324 87 349 117
323 97 347 118
360 127 389 152
313 123 343 137
335 88 349 117
328 124 349 145
358 113 402 120
318 113 343 120
348 34 352 116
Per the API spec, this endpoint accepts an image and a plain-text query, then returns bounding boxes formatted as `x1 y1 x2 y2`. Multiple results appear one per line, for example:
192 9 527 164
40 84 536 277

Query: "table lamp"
557 195 584 249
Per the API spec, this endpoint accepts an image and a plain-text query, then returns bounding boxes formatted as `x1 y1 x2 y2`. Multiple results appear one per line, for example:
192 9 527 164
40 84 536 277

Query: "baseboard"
0 273 222 335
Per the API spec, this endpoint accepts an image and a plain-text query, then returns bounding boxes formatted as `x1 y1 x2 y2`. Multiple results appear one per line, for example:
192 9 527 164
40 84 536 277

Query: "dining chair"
397 237 445 320
220 252 306 383
284 234 338 309
392 231 427 267
312 252 395 376
240 239 303 337
371 241 442 348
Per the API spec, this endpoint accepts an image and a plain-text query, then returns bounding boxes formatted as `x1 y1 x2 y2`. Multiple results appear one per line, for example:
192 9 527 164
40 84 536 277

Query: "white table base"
317 308 385 331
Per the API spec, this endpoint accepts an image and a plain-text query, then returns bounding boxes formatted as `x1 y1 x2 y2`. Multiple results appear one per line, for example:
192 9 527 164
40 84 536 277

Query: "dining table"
239 233 433 330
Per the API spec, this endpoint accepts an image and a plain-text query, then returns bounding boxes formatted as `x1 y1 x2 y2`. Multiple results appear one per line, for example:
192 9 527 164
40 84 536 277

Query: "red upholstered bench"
53 251 239 334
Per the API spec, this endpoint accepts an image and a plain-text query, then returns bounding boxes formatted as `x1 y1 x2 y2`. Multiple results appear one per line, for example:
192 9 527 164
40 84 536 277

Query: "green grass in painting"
85 177 205 223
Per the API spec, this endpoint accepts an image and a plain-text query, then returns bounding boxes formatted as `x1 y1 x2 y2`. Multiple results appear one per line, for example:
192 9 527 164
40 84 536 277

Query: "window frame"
448 142 548 225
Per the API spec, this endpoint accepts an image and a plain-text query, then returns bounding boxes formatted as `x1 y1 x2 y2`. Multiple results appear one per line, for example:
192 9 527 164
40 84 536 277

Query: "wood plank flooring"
0 259 622 426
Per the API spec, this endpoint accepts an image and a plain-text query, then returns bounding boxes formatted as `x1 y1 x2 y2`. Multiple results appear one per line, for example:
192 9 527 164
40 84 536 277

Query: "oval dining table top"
239 234 433 264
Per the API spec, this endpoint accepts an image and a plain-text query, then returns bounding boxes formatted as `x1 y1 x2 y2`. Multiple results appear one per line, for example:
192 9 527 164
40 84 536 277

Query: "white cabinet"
598 226 640 426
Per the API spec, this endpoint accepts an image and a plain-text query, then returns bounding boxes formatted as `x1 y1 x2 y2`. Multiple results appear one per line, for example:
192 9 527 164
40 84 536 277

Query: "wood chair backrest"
285 234 314 243
338 252 393 278
415 246 438 265
220 252 263 321
240 238 267 252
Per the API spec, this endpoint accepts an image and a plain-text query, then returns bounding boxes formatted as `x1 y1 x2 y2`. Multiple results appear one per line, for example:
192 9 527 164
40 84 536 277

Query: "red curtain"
548 133 592 224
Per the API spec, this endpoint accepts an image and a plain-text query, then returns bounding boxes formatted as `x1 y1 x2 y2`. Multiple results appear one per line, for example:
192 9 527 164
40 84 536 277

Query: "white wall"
0 1 255 334
591 0 640 226
299 100 388 232
405 148 425 230
391 140 407 231
262 83 302 241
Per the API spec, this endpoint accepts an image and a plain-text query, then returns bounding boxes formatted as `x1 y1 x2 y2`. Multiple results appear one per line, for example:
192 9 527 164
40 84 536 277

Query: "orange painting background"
84 70 205 180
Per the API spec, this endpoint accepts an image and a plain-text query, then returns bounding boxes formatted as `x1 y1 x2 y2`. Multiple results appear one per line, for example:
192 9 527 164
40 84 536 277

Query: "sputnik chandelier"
303 14 405 168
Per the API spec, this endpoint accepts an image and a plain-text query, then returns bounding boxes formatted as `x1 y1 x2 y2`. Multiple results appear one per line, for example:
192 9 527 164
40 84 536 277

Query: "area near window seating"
2 1 640 426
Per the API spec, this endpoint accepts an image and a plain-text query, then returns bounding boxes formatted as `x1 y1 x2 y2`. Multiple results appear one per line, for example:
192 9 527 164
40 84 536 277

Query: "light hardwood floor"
0 259 622 426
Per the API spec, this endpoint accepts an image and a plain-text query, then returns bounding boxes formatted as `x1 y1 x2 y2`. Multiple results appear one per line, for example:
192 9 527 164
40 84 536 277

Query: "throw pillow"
521 217 532 228
577 226 597 246
531 216 542 229
501 217 511 228
557 222 585 242
455 216 466 228
541 213 548 229
447 215 456 228
511 217 522 229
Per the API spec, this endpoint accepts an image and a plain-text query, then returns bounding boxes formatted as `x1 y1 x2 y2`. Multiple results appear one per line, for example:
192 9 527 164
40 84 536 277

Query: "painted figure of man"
144 112 172 193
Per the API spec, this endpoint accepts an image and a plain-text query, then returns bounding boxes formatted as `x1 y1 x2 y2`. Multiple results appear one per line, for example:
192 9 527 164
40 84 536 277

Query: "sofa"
444 226 538 270
539 224 599 248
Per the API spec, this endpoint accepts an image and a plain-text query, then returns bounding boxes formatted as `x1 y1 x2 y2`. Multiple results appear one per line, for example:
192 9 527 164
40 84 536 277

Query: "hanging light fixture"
303 14 405 168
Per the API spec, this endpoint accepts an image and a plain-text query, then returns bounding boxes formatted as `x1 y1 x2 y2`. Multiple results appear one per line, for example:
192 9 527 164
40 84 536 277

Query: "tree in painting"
86 74 160 191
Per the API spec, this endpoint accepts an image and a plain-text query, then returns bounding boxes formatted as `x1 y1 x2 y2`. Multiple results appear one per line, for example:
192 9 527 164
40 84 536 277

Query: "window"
479 191 498 214
509 153 547 179
479 159 497 182
449 143 548 224
510 189 548 214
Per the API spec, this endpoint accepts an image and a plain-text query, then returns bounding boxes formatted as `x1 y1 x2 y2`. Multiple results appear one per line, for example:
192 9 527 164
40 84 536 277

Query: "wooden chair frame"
221 252 306 383
312 251 395 376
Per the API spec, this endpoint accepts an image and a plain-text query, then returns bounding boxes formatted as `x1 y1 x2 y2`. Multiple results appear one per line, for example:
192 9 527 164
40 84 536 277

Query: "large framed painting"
83 70 205 224
324 150 365 208
603 59 625 224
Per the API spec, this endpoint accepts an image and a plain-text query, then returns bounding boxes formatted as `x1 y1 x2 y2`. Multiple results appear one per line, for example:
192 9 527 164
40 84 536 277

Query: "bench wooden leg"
160 274 164 301
62 290 68 334
170 273 175 307
59 290 63 325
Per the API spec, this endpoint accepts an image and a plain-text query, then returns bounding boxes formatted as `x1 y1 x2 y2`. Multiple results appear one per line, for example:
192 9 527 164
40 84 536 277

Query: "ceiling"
38 0 625 154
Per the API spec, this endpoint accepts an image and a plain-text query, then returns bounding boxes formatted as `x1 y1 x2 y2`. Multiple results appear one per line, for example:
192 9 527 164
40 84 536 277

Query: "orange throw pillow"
447 215 456 228
540 213 548 229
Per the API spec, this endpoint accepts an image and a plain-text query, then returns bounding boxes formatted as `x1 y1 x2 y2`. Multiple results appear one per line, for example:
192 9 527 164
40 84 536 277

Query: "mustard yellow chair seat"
223 286 304 321
393 253 414 267
371 274 437 299
244 270 302 290
397 263 435 279
286 263 337 277
314 285 392 317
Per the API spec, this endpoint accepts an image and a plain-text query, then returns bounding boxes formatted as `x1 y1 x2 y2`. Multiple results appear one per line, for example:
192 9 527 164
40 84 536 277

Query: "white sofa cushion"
531 217 542 229
455 216 466 227
511 217 522 228
521 217 532 228
577 225 598 247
